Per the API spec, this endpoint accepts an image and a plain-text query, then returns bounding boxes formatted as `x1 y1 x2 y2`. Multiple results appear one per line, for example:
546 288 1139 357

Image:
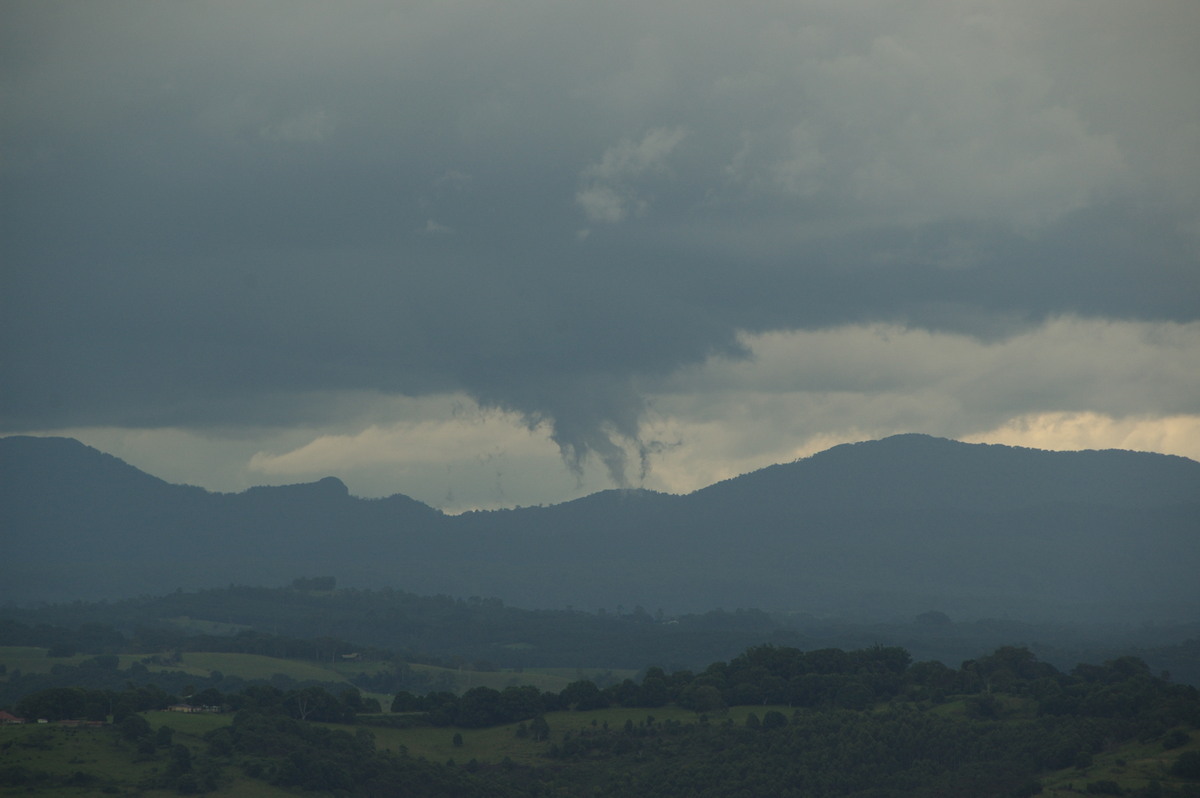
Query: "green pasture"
353 704 789 765
5 706 1198 796
1037 731 1199 796
521 666 640 686
0 701 801 794
164 616 253 636
0 723 144 785
0 645 93 675
925 693 1039 720
162 650 353 683
144 708 233 736
0 645 603 701
0 718 294 798
398 663 623 694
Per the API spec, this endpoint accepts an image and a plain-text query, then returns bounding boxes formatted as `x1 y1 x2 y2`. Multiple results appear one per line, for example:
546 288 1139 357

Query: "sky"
3 0 1199 513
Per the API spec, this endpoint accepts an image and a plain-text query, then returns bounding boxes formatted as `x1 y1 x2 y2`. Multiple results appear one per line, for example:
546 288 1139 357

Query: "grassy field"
350 704 786 765
11 643 1197 794
0 706 721 796
0 645 617 713
1037 731 1200 796
388 663 637 694
4 706 1199 796
0 715 295 798
159 650 355 683
0 646 95 675
163 616 254 636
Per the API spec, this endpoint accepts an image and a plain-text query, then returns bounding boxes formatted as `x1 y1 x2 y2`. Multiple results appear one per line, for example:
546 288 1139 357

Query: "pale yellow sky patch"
962 412 1200 461
247 413 551 476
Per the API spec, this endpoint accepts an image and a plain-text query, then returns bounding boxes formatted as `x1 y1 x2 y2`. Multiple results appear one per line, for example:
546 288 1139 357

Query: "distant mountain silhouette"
2 434 1197 622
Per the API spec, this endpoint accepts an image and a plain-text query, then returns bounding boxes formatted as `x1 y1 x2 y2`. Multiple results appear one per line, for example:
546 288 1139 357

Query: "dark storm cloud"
3 1 1198 484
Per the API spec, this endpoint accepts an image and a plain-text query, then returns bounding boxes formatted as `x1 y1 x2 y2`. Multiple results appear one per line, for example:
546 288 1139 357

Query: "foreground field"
349 704 774 765
1038 734 1200 797
0 719 291 798
4 705 1200 798
4 640 1200 797
1 708 710 796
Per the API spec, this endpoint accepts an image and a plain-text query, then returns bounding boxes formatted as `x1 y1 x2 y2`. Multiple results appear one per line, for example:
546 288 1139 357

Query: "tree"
17 687 87 721
391 691 423 713
456 686 502 728
562 680 608 711
339 687 364 712
192 687 224 708
761 710 789 730
498 685 544 722
680 684 726 714
529 716 551 742
638 677 669 707
84 700 108 722
288 686 350 723
167 743 193 777
156 724 175 748
118 712 153 742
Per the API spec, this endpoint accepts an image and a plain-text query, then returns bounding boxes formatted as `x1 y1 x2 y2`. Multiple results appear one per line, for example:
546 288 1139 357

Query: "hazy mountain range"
2 434 1197 623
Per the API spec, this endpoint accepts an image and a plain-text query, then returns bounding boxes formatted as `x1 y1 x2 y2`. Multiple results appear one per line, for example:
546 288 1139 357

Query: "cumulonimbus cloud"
2 1 1197 494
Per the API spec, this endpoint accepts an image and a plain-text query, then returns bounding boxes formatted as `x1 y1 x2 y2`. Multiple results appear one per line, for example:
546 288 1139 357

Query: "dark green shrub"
1171 750 1200 779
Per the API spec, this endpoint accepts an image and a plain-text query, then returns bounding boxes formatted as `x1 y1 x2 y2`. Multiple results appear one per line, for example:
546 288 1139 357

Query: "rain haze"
3 1 1199 512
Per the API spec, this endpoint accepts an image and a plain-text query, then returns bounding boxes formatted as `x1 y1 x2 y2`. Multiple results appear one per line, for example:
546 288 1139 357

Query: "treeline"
16 642 1198 732
7 631 1200 744
388 645 912 729
388 644 1200 736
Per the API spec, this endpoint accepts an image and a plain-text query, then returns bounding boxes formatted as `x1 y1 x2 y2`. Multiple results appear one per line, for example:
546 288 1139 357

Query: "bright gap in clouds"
23 317 1200 514
961 413 1200 460
245 402 587 512
641 316 1200 494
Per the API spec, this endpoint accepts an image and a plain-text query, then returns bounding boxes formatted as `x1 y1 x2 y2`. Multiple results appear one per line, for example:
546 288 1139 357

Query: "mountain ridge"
2 433 1197 622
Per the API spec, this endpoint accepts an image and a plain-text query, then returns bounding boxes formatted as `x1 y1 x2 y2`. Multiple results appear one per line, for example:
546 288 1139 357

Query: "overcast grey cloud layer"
3 1 1199 507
